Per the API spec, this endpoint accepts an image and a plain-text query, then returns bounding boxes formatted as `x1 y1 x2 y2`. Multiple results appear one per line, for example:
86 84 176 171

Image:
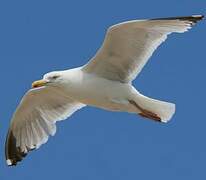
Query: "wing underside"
83 15 204 83
5 86 85 166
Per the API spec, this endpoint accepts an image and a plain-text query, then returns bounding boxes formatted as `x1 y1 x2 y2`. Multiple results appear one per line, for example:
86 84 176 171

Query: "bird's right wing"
5 86 85 166
83 15 203 83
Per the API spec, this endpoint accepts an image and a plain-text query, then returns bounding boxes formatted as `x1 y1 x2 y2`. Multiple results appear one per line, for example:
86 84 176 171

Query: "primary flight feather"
5 15 204 166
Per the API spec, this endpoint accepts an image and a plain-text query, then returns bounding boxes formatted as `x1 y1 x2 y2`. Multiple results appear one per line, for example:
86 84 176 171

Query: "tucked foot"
128 100 162 122
139 109 161 122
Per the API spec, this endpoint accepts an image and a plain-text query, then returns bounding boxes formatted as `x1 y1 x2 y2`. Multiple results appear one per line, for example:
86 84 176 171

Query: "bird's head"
32 71 64 88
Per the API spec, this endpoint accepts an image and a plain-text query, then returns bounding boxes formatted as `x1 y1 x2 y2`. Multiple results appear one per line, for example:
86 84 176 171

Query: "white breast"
62 68 133 110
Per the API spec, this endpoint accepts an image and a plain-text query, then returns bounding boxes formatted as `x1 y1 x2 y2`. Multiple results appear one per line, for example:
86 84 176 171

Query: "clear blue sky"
0 0 205 179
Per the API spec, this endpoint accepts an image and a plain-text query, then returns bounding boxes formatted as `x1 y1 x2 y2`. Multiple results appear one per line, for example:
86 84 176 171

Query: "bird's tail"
133 92 175 123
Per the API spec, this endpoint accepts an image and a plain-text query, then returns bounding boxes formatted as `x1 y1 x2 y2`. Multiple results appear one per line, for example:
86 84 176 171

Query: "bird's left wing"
83 15 203 83
5 86 85 166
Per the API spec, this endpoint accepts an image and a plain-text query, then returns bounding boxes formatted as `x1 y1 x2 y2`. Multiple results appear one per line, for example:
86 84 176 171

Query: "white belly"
62 71 136 112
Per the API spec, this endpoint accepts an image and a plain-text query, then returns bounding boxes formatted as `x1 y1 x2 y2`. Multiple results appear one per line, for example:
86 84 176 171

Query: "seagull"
5 15 204 166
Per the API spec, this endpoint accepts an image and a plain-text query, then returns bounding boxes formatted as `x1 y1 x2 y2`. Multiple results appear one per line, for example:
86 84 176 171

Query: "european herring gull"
5 15 204 166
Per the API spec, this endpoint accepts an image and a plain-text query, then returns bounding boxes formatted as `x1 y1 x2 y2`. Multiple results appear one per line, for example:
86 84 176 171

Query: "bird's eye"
52 75 60 79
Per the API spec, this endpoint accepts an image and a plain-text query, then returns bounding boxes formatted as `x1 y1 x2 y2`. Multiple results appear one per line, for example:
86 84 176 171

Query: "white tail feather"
135 92 175 123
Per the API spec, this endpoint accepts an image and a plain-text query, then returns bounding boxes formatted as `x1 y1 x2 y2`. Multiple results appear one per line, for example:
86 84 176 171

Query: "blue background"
0 0 205 179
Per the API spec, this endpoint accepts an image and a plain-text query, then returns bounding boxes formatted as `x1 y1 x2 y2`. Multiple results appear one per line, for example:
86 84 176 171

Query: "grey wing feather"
83 15 204 83
5 86 85 166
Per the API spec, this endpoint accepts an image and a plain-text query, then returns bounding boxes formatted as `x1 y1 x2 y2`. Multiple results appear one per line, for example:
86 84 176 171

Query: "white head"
32 71 65 88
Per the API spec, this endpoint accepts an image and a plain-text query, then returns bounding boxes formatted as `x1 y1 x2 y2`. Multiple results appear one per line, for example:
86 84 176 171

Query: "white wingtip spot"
6 159 12 166
192 15 203 18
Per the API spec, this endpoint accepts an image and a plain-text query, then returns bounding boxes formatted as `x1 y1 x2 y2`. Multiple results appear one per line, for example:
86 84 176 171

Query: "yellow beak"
32 79 48 88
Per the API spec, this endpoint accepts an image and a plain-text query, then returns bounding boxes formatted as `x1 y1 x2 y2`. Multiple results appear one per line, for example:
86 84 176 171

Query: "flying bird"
5 15 204 166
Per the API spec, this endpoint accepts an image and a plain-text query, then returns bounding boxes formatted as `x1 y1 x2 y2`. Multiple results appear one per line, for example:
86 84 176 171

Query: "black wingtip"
5 130 28 166
151 15 204 23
